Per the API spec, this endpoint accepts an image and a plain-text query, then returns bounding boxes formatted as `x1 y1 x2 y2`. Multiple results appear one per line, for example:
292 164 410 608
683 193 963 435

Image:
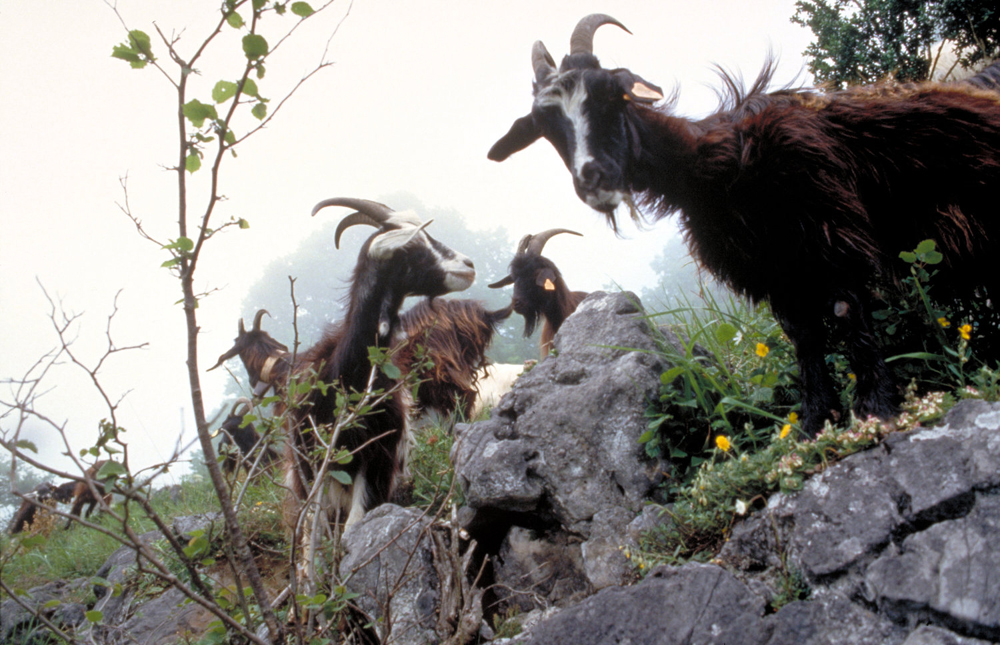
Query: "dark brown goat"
283 198 475 529
490 229 588 358
216 398 279 477
489 13 1000 435
7 481 75 534
212 299 511 424
67 460 112 527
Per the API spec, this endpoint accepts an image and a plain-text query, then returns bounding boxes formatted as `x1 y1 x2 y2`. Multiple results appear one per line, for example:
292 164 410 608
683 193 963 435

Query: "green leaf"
251 102 267 120
20 534 47 548
924 251 943 265
252 0 267 10
291 2 315 17
85 610 104 624
660 366 686 384
111 44 142 65
714 322 738 344
242 34 268 60
329 470 353 485
381 363 402 380
15 440 38 453
915 239 937 254
255 63 267 79
186 154 202 173
43 599 62 609
97 460 126 480
212 80 239 104
182 100 218 128
161 257 182 268
242 78 259 98
899 251 917 263
238 218 250 229
226 11 245 28
128 30 154 59
638 429 656 444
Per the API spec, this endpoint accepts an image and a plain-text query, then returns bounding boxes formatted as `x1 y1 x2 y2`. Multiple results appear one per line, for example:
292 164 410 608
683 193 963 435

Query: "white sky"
0 1 814 483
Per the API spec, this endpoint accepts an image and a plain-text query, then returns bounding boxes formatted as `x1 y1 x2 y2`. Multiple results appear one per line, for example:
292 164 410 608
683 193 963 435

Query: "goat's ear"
613 69 663 103
368 224 427 259
488 114 541 161
536 268 559 290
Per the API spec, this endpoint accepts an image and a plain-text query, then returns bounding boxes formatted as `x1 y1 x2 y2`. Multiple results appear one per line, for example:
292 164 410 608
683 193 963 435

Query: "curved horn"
525 229 583 256
532 41 557 84
252 309 270 332
569 14 631 56
229 397 253 417
312 198 397 249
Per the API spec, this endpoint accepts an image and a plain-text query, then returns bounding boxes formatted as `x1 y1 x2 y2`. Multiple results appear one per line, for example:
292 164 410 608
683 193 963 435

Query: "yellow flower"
780 424 792 439
938 317 950 328
788 412 798 424
715 435 731 451
959 324 972 340
848 373 857 381
755 343 770 358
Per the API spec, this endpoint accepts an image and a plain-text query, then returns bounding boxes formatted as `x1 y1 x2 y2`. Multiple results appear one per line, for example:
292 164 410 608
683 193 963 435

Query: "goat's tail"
966 60 1000 91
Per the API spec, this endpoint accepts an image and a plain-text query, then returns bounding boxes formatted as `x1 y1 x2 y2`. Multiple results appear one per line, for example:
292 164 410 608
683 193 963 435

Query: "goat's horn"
568 14 631 56
313 198 397 249
230 397 253 416
252 309 270 332
525 229 583 256
532 41 557 83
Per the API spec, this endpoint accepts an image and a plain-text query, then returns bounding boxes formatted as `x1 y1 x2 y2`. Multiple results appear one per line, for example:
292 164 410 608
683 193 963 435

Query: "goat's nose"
463 257 475 271
579 164 603 191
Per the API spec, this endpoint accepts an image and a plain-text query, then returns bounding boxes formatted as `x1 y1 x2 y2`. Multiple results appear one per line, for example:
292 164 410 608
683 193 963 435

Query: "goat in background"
490 229 588 358
215 398 279 478
489 13 1000 435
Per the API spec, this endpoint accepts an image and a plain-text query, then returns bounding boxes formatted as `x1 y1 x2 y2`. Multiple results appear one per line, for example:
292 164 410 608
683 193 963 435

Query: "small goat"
285 197 475 528
208 309 291 398
7 481 75 535
489 14 1000 435
67 460 112 527
216 398 279 477
212 300 511 426
490 229 588 358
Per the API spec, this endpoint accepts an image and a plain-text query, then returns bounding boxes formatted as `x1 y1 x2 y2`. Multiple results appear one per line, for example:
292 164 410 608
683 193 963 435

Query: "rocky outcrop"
453 291 676 598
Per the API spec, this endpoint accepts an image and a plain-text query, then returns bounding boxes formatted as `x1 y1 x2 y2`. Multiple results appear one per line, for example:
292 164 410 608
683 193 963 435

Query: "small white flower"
735 499 748 516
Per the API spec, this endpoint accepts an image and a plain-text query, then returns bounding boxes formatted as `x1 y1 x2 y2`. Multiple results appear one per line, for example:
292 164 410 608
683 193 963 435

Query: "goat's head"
488 14 663 215
208 309 288 381
489 229 581 337
314 198 476 307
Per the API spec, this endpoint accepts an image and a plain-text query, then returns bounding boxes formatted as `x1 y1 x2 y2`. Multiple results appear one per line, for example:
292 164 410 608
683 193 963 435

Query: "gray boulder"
453 291 675 591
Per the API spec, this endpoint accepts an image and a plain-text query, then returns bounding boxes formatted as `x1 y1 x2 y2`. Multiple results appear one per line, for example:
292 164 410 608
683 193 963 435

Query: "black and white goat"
489 229 588 358
285 198 475 528
489 14 1000 436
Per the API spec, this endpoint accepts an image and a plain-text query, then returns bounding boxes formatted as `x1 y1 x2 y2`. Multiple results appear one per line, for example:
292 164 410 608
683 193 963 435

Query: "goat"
208 309 291 398
67 460 112 527
7 481 75 535
212 300 511 427
216 398 279 477
395 297 513 420
489 229 588 358
283 197 475 529
488 14 1000 436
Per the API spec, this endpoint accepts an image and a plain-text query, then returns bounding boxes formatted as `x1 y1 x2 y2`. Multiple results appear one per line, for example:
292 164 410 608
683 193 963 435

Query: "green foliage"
642 291 800 490
407 420 464 514
638 239 999 569
793 0 1000 88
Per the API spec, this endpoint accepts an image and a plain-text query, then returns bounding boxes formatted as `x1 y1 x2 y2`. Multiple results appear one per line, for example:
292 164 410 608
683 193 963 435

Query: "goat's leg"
772 299 841 437
836 292 899 421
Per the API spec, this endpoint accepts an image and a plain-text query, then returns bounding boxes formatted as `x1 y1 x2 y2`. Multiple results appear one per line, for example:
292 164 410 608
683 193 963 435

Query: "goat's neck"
628 108 704 213
333 287 403 390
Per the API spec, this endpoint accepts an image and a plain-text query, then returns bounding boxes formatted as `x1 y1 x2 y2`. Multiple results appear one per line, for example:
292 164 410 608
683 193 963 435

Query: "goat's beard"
521 309 540 338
